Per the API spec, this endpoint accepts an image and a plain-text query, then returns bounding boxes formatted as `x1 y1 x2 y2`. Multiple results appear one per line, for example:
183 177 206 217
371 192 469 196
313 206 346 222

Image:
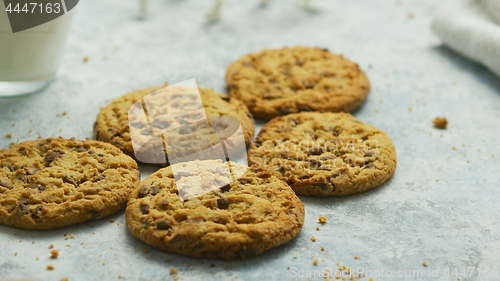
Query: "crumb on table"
311 236 316 242
433 117 448 129
355 255 360 259
423 261 428 267
313 259 318 265
49 244 54 249
46 265 55 270
5 133 12 138
318 216 327 223
50 249 59 258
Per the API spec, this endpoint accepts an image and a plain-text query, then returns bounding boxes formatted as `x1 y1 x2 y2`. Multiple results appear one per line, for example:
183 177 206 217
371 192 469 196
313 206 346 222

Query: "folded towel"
432 0 500 77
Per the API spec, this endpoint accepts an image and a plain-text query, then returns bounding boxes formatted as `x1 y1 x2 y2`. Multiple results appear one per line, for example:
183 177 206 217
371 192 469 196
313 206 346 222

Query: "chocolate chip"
179 125 193 134
364 151 375 157
88 150 96 154
320 155 335 160
221 95 230 102
28 184 45 193
303 79 315 89
286 179 294 186
92 174 105 182
217 198 229 209
169 235 183 246
16 201 29 215
220 184 231 192
298 105 313 112
16 174 28 183
137 187 149 198
74 147 87 152
2 163 14 172
258 171 272 178
157 219 171 230
298 174 312 180
277 167 285 175
193 242 205 250
108 128 122 137
151 185 161 195
307 159 322 168
318 166 331 171
112 139 124 147
177 118 190 125
315 183 330 190
45 152 62 163
309 147 323 155
25 167 39 175
89 210 101 219
246 111 253 118
279 107 294 116
140 204 149 214
365 163 375 169
32 205 45 219
53 149 66 155
176 171 189 178
0 181 12 190
238 178 250 185
63 175 78 187
235 247 258 259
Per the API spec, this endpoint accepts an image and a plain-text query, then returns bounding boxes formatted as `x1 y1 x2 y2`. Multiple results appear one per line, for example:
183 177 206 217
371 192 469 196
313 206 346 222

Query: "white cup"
0 1 75 97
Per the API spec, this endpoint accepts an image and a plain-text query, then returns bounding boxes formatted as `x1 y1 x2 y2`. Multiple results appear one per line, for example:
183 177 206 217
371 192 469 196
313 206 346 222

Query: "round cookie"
94 86 255 162
248 112 397 196
226 46 371 120
0 138 140 229
125 160 305 261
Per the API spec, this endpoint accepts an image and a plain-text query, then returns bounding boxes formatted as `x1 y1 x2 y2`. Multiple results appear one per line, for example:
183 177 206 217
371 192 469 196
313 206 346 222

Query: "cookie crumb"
49 244 54 249
110 219 115 223
453 146 457 150
433 117 448 129
408 13 415 19
50 249 59 258
5 133 12 138
355 255 360 259
316 227 319 231
142 248 149 253
70 235 76 239
318 216 327 223
36 257 39 261
14 252 17 256
83 57 89 62
46 265 55 270
311 236 316 242
60 278 68 281
423 261 428 267
313 259 318 265
321 247 325 251
170 266 178 275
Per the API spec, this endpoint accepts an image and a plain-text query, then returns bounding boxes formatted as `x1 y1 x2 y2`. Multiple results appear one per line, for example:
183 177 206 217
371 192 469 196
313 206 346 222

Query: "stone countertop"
1 0 499 280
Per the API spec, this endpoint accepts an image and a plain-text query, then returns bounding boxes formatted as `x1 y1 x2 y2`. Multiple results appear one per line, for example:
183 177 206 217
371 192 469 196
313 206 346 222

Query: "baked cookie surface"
248 112 397 196
126 160 304 260
0 138 140 229
226 46 370 120
94 86 255 162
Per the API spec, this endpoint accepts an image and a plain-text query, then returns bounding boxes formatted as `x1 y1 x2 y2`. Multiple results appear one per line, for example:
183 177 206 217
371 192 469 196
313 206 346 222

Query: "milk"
0 2 74 95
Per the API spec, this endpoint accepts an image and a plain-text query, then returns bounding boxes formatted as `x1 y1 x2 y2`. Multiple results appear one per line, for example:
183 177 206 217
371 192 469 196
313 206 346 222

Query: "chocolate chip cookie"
226 46 370 120
125 159 305 260
94 86 255 163
0 138 140 229
248 112 397 196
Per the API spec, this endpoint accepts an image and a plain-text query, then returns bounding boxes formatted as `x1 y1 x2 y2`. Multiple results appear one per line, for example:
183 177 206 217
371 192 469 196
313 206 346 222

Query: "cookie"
94 86 255 163
226 46 370 120
125 159 305 260
248 112 397 196
0 138 140 229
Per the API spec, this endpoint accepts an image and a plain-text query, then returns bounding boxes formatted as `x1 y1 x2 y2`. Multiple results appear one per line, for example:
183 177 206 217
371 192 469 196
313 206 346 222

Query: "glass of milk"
0 2 75 97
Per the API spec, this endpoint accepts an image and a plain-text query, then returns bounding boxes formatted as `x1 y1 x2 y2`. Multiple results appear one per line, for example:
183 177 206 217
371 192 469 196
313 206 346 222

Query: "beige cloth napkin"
432 0 500 76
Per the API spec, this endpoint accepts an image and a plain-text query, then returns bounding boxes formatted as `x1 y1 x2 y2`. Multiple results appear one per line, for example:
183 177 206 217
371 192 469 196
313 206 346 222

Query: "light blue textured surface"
1 0 500 280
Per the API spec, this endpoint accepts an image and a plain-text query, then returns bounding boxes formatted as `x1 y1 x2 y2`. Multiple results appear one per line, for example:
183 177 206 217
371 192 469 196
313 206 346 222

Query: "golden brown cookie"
0 138 140 229
226 46 370 120
94 86 255 163
125 160 305 260
248 112 397 196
